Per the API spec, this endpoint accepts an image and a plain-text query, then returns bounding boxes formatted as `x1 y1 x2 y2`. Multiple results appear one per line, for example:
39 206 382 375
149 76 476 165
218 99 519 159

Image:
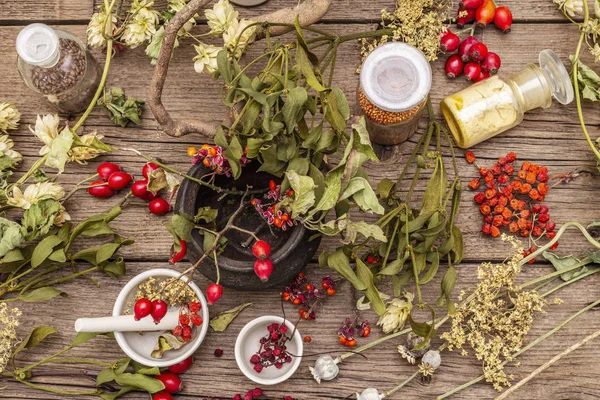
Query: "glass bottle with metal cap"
358 42 432 146
16 23 100 114
440 49 574 149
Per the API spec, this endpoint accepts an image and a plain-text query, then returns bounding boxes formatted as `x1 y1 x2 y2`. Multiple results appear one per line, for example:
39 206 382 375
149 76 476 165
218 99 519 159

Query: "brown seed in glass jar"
358 89 423 125
31 38 86 95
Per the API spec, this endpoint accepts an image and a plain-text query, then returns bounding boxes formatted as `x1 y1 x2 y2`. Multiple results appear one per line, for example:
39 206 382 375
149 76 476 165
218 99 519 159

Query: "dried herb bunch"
359 0 449 66
441 234 547 391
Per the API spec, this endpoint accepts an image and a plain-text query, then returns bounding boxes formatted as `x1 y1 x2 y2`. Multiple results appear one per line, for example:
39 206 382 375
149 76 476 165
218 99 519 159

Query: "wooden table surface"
2 1 600 399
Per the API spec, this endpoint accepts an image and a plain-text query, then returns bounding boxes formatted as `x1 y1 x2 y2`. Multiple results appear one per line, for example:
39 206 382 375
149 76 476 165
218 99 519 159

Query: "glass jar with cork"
16 23 101 114
358 42 432 146
440 49 574 149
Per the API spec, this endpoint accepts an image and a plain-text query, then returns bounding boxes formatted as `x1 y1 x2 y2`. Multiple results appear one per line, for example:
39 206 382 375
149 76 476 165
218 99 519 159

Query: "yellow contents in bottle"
441 76 520 149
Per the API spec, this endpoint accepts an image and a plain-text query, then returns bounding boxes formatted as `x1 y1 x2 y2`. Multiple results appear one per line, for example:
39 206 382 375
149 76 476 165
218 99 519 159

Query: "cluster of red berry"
172 301 203 342
151 356 193 400
466 152 558 255
252 240 273 282
281 273 336 320
88 161 171 215
338 317 370 348
251 180 294 230
250 323 293 373
456 0 512 32
188 144 250 178
231 388 293 400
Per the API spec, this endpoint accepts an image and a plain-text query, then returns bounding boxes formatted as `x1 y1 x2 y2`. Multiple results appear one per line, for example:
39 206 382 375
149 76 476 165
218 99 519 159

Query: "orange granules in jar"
358 42 432 145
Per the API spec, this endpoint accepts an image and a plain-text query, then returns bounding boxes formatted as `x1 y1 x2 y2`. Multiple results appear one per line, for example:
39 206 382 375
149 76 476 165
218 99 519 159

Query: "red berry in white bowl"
150 300 168 324
133 298 152 321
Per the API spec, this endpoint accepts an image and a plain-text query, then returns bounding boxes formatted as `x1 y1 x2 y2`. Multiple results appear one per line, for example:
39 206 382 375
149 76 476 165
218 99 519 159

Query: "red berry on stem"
457 7 476 28
269 180 276 191
168 357 193 374
142 162 160 179
151 300 168 324
206 283 223 305
107 171 133 190
465 151 476 163
153 392 173 400
460 0 483 9
464 62 482 81
252 240 271 260
154 372 183 393
131 180 157 200
473 69 491 83
494 6 513 33
469 42 489 62
88 180 115 198
458 36 479 62
133 298 152 321
445 55 464 79
191 314 203 326
97 162 121 181
476 0 496 26
254 258 274 282
149 198 171 215
481 52 501 74
440 32 460 52
189 302 201 312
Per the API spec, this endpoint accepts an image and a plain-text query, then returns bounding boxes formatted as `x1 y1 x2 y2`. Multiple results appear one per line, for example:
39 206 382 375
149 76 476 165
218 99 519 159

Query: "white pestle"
75 311 179 333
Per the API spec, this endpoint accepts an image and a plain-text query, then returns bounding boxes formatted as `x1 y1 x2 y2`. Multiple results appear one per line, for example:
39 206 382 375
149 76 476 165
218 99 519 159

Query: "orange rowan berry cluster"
466 152 558 257
281 273 336 320
338 318 370 348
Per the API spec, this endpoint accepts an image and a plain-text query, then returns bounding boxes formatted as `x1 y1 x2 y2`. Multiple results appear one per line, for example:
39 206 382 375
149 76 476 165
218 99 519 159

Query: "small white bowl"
235 316 303 385
113 268 209 367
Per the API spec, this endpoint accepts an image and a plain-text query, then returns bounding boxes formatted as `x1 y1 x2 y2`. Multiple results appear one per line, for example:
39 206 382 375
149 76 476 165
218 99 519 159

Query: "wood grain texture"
1 1 600 399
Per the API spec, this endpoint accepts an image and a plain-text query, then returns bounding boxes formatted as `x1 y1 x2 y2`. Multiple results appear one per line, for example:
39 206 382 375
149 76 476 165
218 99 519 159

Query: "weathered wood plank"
0 0 92 22
2 261 600 399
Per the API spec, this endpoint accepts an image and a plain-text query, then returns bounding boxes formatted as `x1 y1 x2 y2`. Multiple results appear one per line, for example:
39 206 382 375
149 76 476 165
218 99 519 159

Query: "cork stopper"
16 23 60 68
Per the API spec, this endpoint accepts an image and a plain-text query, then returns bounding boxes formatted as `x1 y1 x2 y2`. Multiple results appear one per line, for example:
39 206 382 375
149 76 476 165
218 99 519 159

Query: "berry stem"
62 174 100 203
384 370 419 397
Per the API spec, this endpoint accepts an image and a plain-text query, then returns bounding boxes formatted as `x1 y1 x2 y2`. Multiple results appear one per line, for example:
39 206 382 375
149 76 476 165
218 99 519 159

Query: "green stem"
338 28 395 43
385 370 420 397
16 379 100 396
36 266 99 288
15 155 49 186
436 297 600 399
540 268 600 298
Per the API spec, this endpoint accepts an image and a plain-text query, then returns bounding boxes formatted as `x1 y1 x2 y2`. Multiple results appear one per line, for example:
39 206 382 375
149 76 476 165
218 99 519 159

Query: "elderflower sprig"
0 304 21 374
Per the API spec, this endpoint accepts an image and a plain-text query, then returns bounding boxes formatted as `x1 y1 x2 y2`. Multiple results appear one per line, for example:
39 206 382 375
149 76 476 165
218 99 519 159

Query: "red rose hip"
149 198 170 215
476 0 496 26
468 42 488 62
150 300 168 324
133 298 152 321
88 180 115 198
457 7 476 28
254 258 274 282
445 55 464 78
206 283 223 305
464 62 482 81
458 36 479 62
481 52 501 74
97 162 121 181
168 356 193 374
107 171 133 190
440 31 460 52
460 0 483 8
142 162 160 179
252 240 271 260
131 179 157 200
494 6 513 33
154 372 183 393
153 392 173 400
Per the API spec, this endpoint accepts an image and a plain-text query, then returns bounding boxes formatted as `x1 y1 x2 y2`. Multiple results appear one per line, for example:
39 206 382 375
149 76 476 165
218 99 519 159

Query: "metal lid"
539 49 574 105
359 42 432 112
16 23 60 68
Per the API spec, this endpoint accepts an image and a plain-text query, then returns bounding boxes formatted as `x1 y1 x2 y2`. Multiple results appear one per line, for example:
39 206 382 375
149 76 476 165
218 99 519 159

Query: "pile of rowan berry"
466 151 558 258
250 322 294 373
281 273 336 320
251 180 295 230
187 144 250 177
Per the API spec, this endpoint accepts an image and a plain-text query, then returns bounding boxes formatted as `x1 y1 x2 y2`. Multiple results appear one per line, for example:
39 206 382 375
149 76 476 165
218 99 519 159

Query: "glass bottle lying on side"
440 49 574 149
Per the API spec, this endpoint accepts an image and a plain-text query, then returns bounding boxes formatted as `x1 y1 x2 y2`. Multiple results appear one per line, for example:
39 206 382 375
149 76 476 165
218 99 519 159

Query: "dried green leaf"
340 177 384 214
96 368 116 386
542 251 589 281
100 386 136 400
295 45 326 92
13 326 58 356
45 127 73 173
210 302 252 332
421 157 447 214
376 178 395 199
151 333 185 359
113 373 165 393
356 259 386 316
19 287 65 302
0 217 24 258
286 170 316 218
282 87 308 133
327 248 366 291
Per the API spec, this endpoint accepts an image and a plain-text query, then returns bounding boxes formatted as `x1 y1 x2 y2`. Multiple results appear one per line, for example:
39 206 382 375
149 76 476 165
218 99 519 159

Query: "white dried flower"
30 114 60 155
87 8 117 48
68 131 107 164
377 292 414 334
168 0 188 12
0 103 20 133
7 182 65 209
554 0 584 17
356 388 384 400
0 135 22 167
205 0 238 36
122 0 160 48
592 43 600 63
0 304 21 374
223 18 256 58
193 43 221 75
309 355 340 384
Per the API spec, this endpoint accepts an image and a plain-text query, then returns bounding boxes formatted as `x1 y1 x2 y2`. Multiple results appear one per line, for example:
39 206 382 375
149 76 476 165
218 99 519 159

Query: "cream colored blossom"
7 182 65 209
122 0 160 48
592 43 600 63
0 304 21 374
193 43 221 75
205 0 238 36
168 0 188 12
554 0 584 17
30 114 60 155
377 292 413 334
68 131 107 164
0 103 20 133
0 135 22 166
168 0 196 34
223 18 256 58
87 8 117 48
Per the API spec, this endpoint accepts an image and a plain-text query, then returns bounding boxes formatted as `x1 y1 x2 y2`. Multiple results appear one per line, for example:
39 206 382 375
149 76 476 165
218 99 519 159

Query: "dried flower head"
0 135 22 171
0 304 21 374
7 182 65 209
122 0 160 48
69 131 108 164
87 7 117 48
397 332 430 364
377 292 413 334
0 103 20 133
193 43 221 75
223 18 257 58
29 114 60 155
205 0 239 36
359 0 448 69
441 235 547 391
553 0 584 17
